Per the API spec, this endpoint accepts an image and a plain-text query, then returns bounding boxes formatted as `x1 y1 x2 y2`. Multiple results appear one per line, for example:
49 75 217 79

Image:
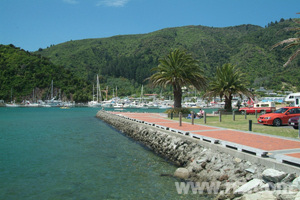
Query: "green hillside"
0 44 89 102
1 19 299 102
36 19 300 91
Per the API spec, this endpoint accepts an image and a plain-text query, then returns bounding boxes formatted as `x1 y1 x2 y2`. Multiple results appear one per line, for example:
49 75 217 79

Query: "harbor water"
0 107 212 199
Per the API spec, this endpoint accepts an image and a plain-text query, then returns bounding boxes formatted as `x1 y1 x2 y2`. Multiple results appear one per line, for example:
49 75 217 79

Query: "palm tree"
148 49 207 108
271 13 300 67
204 63 253 111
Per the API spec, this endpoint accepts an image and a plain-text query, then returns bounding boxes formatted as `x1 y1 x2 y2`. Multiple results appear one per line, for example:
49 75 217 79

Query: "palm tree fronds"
271 38 299 49
283 49 300 67
271 13 300 67
282 41 300 50
148 48 208 108
204 63 252 111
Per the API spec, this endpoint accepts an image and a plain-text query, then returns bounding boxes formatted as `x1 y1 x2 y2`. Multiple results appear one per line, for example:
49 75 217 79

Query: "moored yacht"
88 75 102 107
6 101 20 107
24 100 39 107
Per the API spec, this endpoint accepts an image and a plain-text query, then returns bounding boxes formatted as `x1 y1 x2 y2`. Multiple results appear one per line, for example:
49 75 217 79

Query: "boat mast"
51 80 53 99
141 85 143 104
96 75 99 103
10 88 13 103
99 78 102 102
92 84 95 102
106 86 108 101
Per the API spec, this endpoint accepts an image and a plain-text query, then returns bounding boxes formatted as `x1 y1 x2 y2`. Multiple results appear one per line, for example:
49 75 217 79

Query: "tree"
204 63 253 111
148 49 207 108
271 13 300 67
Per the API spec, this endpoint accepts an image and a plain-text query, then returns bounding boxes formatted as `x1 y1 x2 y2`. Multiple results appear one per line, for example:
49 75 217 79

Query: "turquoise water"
0 107 210 199
102 107 218 114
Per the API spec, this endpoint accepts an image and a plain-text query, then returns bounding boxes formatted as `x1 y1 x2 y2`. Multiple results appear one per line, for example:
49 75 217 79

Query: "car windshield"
274 108 288 113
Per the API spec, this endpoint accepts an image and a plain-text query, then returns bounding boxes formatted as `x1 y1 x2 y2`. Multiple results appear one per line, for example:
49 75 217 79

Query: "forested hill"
36 18 300 91
0 44 89 102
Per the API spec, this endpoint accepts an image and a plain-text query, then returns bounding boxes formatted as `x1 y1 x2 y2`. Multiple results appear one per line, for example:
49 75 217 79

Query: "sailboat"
44 80 62 107
24 89 39 107
88 75 102 107
136 85 148 109
6 88 19 107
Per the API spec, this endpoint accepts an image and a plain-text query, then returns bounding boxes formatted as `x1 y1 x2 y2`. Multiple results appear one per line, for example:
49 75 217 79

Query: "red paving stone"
112 112 300 152
133 117 175 123
155 122 219 131
193 130 300 151
285 153 300 158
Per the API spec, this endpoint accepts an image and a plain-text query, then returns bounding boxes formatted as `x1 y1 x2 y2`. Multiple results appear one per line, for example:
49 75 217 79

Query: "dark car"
288 116 300 129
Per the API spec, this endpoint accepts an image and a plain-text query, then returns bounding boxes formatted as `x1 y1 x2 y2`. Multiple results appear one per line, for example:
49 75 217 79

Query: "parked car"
239 102 276 115
257 107 300 126
288 116 300 129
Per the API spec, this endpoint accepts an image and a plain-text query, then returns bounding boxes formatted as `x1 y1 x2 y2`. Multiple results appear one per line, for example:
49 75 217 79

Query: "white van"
254 101 275 108
294 96 300 107
285 92 300 103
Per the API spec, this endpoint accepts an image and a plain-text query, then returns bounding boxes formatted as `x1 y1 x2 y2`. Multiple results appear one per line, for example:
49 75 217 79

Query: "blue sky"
0 0 299 51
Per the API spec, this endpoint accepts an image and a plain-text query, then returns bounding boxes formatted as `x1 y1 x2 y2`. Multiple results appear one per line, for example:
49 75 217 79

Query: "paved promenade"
111 112 300 167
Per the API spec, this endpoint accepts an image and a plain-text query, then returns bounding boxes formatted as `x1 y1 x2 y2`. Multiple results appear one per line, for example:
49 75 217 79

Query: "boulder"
196 158 206 164
234 179 264 195
218 174 229 181
240 191 276 200
262 169 287 183
291 177 300 190
245 167 256 174
295 191 300 199
273 190 298 200
174 168 189 179
282 173 297 183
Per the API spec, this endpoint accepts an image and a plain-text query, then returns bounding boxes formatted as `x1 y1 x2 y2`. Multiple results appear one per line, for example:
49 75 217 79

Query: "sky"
0 0 299 52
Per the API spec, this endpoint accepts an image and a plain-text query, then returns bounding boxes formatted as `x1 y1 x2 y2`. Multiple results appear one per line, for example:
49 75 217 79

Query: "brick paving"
285 153 300 159
155 122 219 131
192 130 300 151
110 111 300 165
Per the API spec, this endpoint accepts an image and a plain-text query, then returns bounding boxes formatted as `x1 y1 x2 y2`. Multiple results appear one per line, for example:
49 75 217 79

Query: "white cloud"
96 0 129 7
63 0 79 4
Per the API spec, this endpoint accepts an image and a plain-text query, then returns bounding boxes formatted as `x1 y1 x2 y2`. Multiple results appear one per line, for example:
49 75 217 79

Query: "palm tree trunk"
173 85 182 108
224 95 232 111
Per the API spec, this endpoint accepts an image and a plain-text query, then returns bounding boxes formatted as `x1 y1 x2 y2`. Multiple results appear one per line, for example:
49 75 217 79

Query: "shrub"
165 108 191 115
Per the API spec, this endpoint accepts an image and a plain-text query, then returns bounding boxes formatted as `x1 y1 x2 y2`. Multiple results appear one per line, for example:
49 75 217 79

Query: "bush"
165 108 191 115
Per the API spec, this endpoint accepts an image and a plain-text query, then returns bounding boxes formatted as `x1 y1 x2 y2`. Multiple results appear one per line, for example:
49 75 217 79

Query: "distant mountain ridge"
35 19 299 91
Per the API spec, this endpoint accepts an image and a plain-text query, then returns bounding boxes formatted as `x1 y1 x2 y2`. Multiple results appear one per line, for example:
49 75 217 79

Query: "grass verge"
173 114 299 139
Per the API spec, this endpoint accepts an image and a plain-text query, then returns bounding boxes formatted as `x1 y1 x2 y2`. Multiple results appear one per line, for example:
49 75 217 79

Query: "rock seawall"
97 110 195 166
96 111 300 199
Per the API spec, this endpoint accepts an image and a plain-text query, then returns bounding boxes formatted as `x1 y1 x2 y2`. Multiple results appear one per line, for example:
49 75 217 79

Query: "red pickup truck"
239 102 276 115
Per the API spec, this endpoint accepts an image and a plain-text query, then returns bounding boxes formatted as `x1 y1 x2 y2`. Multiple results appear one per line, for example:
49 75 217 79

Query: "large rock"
234 179 264 195
240 191 276 200
291 177 300 190
273 190 298 200
262 169 287 183
282 173 296 183
234 157 242 163
295 191 300 199
174 168 189 179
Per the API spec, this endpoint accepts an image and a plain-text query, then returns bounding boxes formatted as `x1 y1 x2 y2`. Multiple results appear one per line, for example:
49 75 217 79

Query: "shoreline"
96 110 300 199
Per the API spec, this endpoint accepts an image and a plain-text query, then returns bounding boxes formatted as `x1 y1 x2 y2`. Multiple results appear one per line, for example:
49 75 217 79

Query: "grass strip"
173 114 299 139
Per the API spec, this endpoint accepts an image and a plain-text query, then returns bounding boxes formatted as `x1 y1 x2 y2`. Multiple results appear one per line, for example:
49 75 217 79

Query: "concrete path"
111 112 300 167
